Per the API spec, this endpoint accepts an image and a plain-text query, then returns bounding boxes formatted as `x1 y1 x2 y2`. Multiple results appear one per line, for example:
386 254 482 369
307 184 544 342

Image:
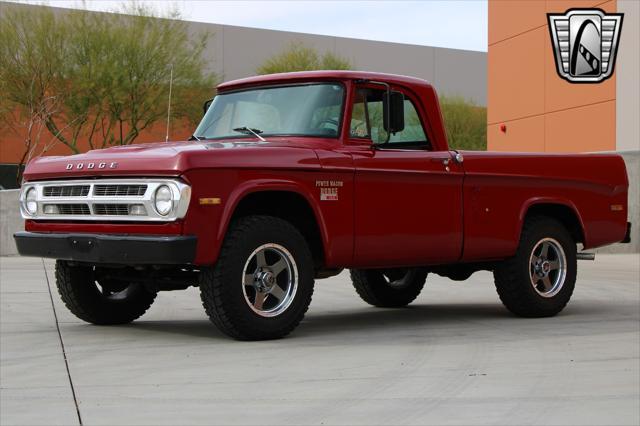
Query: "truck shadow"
128 301 615 342
299 303 536 338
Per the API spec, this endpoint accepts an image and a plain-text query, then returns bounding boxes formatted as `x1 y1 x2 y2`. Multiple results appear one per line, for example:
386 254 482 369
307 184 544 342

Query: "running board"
577 252 596 261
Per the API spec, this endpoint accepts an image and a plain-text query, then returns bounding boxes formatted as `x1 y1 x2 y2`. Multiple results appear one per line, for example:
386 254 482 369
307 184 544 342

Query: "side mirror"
383 91 405 134
203 98 214 116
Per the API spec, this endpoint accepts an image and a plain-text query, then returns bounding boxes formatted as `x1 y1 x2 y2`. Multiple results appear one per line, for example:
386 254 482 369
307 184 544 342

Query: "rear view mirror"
383 91 405 134
203 98 214 116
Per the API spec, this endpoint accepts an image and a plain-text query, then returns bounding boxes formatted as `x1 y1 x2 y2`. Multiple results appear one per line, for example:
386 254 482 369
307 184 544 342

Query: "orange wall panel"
545 100 616 152
488 0 617 153
488 27 546 124
546 0 610 14
488 115 546 152
489 0 546 46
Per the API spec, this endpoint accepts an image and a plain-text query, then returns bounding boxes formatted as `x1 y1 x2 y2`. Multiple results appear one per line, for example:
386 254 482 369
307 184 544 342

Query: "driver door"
348 85 464 267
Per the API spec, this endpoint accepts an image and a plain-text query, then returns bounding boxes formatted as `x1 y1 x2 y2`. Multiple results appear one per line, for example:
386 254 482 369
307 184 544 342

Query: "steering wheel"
316 118 340 130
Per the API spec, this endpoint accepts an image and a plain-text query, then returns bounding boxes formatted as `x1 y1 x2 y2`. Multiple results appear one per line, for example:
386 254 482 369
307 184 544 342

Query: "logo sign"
547 9 623 83
65 162 118 170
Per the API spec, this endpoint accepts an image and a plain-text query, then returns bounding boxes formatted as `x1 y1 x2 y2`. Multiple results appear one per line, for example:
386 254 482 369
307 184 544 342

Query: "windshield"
194 83 345 140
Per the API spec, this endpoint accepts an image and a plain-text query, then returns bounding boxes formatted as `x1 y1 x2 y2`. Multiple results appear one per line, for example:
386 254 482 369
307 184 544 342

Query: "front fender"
181 169 333 265
217 178 331 257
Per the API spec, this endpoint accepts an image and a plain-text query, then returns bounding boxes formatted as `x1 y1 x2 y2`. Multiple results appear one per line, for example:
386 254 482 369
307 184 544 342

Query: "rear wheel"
55 261 157 325
199 215 315 340
493 216 577 317
350 268 428 307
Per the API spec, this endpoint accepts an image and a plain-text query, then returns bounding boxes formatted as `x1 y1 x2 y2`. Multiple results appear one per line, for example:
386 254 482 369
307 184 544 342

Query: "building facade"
488 0 639 153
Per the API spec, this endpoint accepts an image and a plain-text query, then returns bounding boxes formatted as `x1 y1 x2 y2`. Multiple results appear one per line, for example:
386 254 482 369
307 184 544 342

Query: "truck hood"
23 138 325 181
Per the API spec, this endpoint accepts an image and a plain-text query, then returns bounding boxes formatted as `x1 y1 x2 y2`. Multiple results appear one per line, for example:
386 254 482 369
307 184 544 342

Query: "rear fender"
518 197 587 245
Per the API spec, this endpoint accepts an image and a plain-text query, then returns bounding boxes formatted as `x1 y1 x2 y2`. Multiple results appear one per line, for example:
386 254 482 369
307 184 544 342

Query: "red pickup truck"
14 71 631 340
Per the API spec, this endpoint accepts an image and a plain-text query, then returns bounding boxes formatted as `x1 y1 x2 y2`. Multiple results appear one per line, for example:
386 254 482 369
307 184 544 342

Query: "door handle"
429 157 451 172
430 157 450 166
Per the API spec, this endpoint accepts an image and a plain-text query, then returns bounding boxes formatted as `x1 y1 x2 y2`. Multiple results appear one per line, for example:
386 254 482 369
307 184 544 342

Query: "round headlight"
154 185 173 216
25 187 37 215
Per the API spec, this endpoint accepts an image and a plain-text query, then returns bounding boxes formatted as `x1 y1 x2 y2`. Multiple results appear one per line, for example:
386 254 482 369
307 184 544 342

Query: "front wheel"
55 261 157 325
199 215 315 340
493 216 577 317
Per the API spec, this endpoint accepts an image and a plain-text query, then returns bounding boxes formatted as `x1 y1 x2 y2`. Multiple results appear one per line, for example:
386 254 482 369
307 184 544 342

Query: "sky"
15 0 488 52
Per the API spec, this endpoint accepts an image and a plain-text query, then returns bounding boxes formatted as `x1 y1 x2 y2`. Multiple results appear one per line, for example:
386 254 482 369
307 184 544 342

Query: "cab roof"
217 70 433 92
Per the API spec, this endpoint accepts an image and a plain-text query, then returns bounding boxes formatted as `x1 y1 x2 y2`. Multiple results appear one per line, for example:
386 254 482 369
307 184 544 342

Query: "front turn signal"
199 197 221 206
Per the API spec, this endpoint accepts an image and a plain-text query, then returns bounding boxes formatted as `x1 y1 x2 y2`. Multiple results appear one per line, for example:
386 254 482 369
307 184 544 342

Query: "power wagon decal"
315 180 344 201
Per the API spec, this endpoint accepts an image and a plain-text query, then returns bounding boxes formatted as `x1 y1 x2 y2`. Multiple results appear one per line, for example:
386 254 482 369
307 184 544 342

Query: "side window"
350 87 429 148
391 99 428 144
349 89 370 139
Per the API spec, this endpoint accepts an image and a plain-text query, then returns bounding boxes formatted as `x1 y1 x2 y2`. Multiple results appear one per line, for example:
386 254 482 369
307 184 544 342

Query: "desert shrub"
439 95 487 151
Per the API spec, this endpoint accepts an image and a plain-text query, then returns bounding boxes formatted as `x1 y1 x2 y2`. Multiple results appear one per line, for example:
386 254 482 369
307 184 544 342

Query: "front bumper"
14 232 197 265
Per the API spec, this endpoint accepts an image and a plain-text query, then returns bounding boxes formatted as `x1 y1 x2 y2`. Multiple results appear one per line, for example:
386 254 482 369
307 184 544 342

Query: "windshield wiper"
233 126 266 142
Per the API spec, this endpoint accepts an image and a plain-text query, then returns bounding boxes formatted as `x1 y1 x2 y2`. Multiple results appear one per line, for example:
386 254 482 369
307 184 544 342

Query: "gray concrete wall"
0 2 487 106
1 152 637 256
616 0 640 152
433 47 487 105
0 189 20 256
195 21 487 105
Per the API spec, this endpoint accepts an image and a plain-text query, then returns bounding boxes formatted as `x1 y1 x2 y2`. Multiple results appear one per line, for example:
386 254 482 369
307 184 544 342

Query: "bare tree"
0 4 217 161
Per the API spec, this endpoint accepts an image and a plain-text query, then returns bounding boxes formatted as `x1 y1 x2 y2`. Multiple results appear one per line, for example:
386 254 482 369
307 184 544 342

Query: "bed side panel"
461 152 628 261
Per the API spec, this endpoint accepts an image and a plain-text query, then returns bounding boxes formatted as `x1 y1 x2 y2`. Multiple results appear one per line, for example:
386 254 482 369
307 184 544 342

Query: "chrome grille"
43 185 90 197
94 184 147 197
51 204 91 215
21 178 190 222
93 204 130 216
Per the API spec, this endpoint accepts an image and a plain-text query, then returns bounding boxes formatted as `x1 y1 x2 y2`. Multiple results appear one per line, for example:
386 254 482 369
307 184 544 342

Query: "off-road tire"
55 261 157 325
493 216 577 317
350 268 428 307
199 215 315 340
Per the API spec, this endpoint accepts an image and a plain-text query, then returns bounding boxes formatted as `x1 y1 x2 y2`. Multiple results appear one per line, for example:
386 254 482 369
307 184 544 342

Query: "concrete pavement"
1 254 639 425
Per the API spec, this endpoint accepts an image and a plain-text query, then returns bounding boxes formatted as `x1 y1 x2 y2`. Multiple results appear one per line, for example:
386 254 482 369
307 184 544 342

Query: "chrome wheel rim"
242 243 298 317
529 238 567 298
